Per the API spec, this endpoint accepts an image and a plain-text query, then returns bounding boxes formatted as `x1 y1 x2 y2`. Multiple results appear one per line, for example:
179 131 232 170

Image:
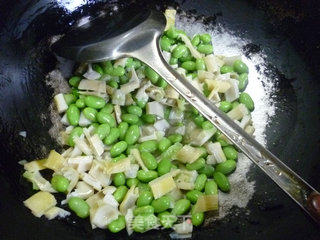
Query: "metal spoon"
52 8 320 224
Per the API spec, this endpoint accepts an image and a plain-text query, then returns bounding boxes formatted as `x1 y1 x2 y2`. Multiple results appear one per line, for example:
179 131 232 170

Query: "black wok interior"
0 0 319 239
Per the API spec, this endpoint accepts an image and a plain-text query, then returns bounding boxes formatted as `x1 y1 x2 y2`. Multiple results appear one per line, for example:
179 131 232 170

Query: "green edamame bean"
113 172 126 187
107 80 118 88
124 125 140 145
121 113 139 124
158 138 172 152
68 197 90 218
202 120 214 130
220 65 233 74
186 158 206 171
172 45 188 58
83 107 97 122
197 44 213 54
196 58 206 70
84 95 106 109
232 101 240 109
191 211 204 226
181 61 196 71
157 78 168 89
198 165 215 177
139 140 158 153
64 94 77 105
172 199 191 215
160 36 171 52
71 88 80 98
133 205 154 216
193 114 205 127
137 191 154 207
191 35 200 46
157 158 172 176
186 72 197 79
165 35 175 44
113 186 128 203
194 174 207 191
166 27 179 39
191 106 199 115
118 122 128 140
217 138 229 147
112 154 126 162
67 104 80 126
96 111 116 127
119 74 129 84
132 60 142 69
132 214 158 233
233 60 249 74
223 146 238 160
51 175 69 192
214 130 224 141
101 60 113 74
145 66 159 84
159 211 177 228
141 114 156 124
213 172 230 192
108 215 125 233
169 57 178 65
75 98 85 109
138 182 151 192
238 73 248 91
127 178 139 188
219 101 232 113
168 134 182 143
239 92 254 111
186 190 203 204
215 160 237 175
125 58 134 68
111 66 125 76
179 50 192 62
110 141 128 157
103 128 120 145
137 170 158 183
136 100 147 109
68 127 83 147
127 105 143 117
151 196 171 213
200 33 211 43
69 76 81 87
93 123 110 140
100 103 114 114
92 63 104 75
205 180 218 195
140 151 158 170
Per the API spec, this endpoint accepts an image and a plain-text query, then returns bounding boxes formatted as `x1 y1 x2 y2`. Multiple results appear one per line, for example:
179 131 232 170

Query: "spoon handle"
130 36 320 224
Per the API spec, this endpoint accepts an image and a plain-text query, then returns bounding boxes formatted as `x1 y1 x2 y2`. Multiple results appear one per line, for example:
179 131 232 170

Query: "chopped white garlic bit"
44 207 70 220
54 93 68 113
146 101 164 118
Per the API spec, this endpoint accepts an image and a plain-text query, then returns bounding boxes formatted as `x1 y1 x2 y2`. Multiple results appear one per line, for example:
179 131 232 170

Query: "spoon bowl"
52 9 165 62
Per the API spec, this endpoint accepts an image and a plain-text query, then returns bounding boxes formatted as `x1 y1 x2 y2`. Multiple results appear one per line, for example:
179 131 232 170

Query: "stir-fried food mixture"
21 9 255 236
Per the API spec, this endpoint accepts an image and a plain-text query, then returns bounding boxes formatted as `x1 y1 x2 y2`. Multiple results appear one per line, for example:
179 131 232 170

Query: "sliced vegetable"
24 191 57 217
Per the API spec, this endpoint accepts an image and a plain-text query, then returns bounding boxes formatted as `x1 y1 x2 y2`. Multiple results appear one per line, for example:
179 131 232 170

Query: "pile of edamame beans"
23 22 256 235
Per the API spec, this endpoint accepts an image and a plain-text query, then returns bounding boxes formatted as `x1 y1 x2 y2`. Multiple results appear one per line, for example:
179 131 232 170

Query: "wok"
0 0 319 239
